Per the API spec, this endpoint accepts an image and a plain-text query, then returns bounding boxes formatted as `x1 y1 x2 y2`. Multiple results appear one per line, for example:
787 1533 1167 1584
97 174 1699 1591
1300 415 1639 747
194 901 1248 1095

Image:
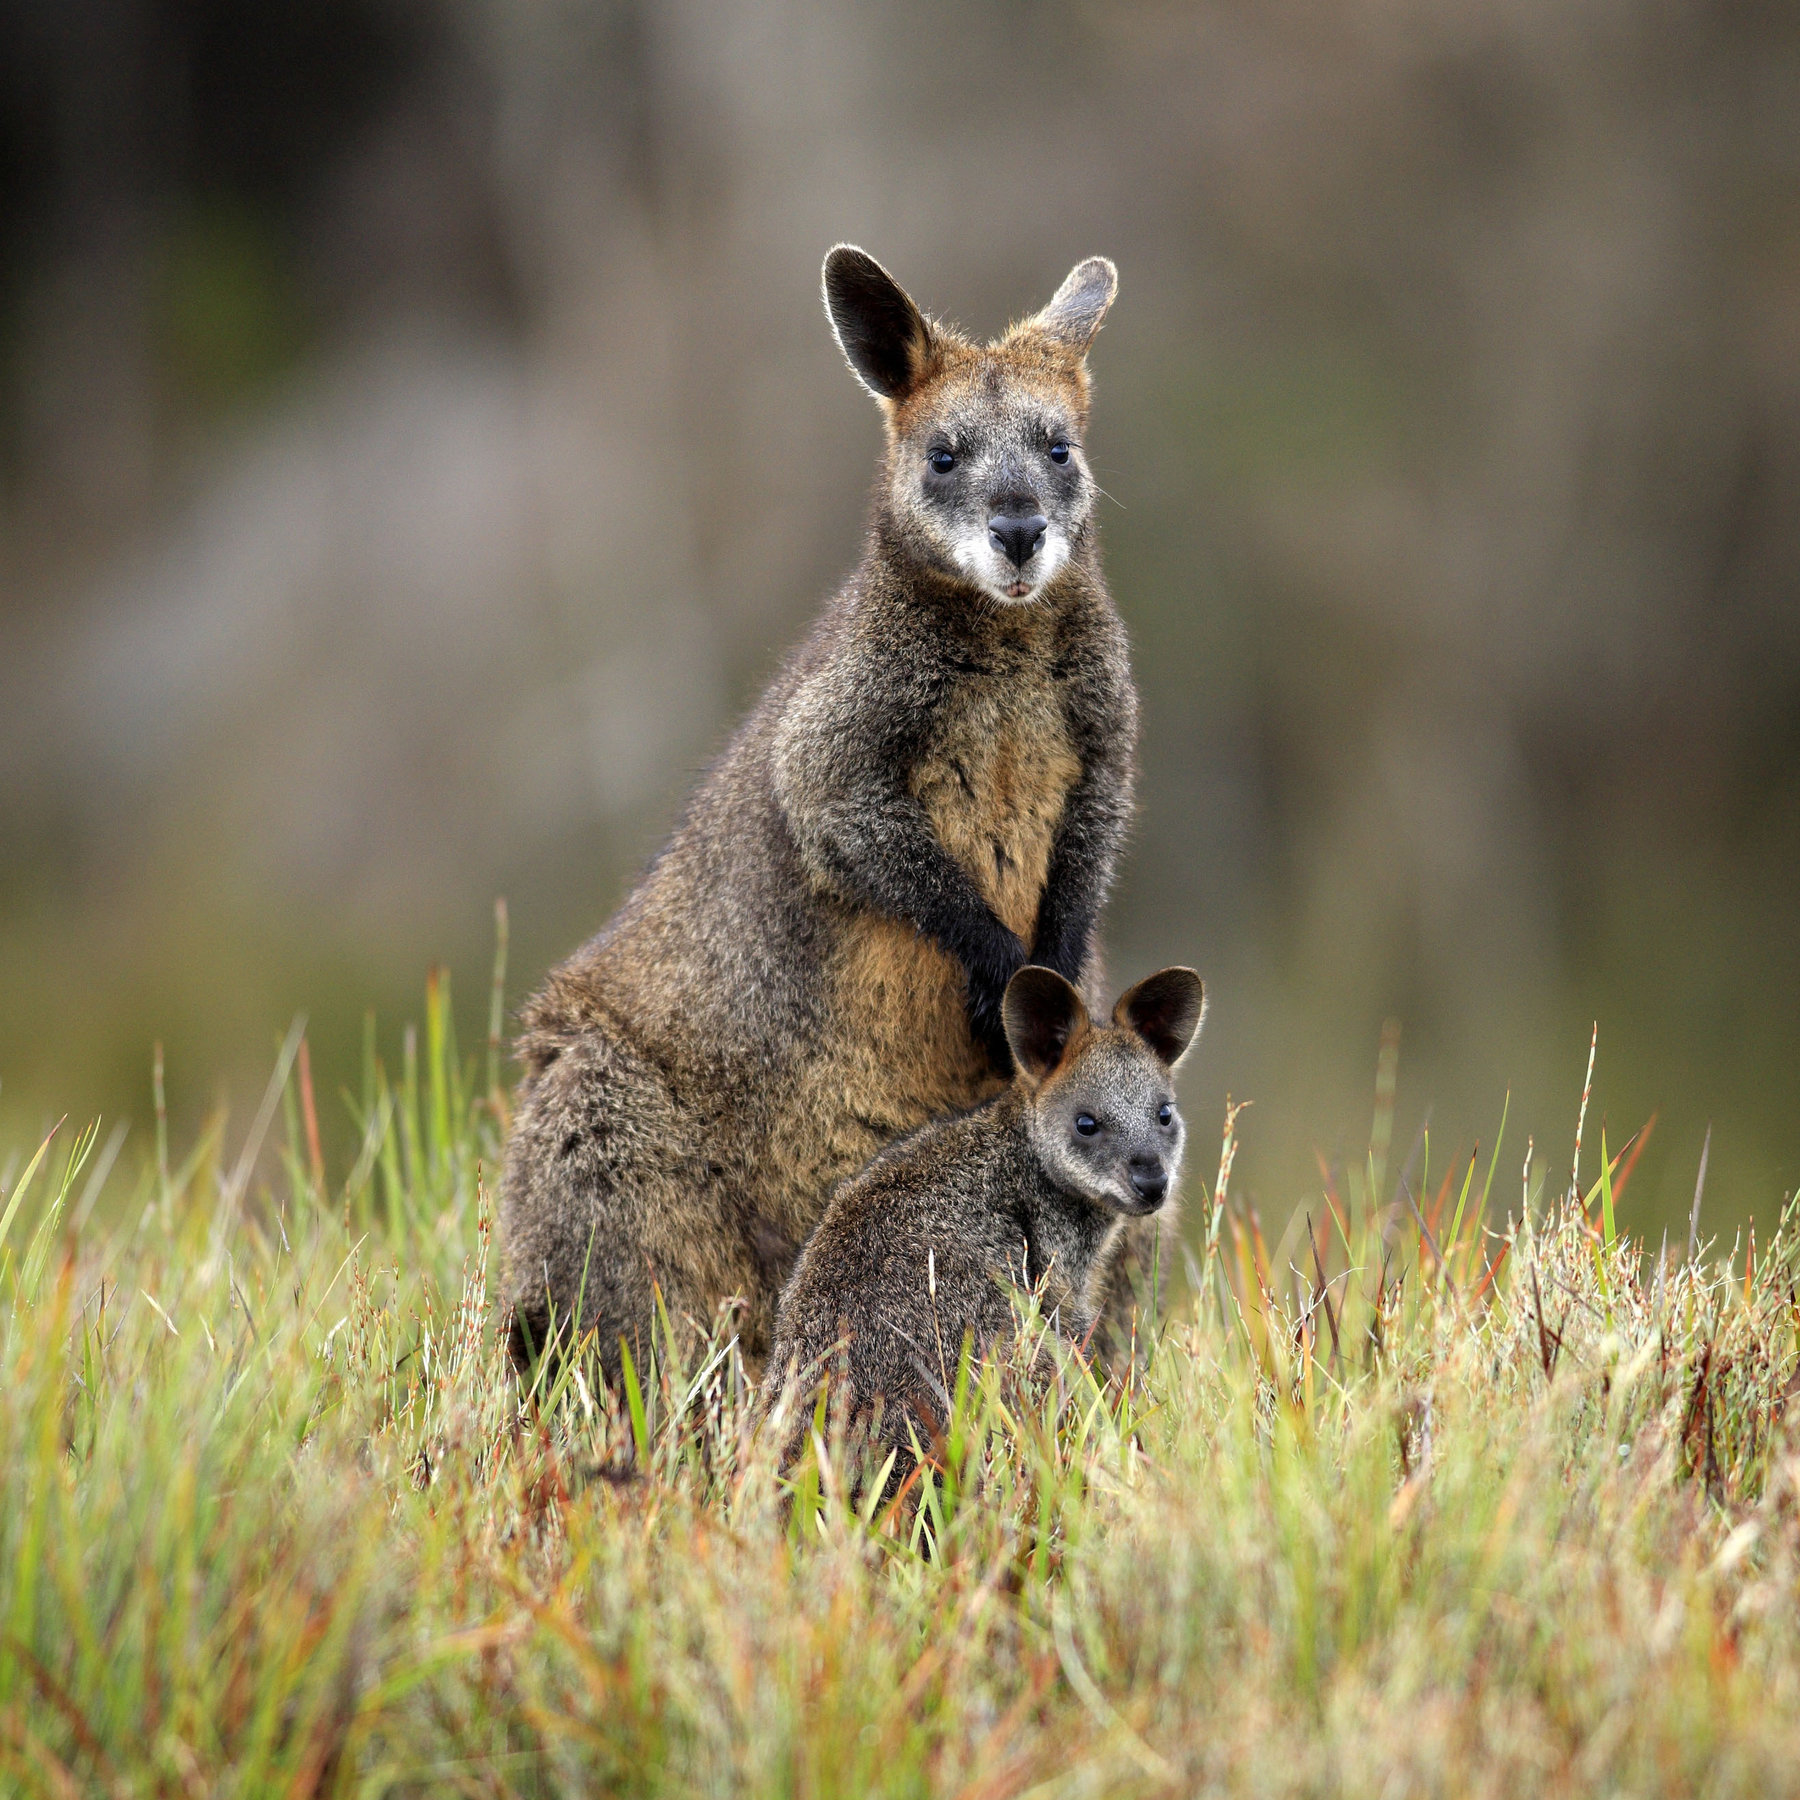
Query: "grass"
1 964 1798 1797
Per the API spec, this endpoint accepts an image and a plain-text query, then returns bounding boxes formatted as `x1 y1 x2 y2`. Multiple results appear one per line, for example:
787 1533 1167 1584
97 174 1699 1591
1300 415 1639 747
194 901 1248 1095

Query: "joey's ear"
1113 967 1205 1069
1033 256 1118 352
1003 965 1089 1087
822 245 933 401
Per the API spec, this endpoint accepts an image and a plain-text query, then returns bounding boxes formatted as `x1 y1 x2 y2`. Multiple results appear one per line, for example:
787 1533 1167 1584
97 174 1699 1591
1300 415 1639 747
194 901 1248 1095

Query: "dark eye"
1158 1103 1174 1128
1048 440 1071 464
1075 1113 1099 1137
928 448 956 474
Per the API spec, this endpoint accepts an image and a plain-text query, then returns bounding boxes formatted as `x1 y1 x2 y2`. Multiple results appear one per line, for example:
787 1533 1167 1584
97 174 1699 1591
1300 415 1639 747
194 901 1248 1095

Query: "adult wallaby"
503 248 1137 1379
765 964 1203 1480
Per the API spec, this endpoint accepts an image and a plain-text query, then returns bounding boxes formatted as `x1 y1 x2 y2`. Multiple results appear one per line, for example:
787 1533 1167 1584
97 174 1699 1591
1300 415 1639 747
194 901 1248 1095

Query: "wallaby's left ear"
1003 965 1090 1087
1033 256 1118 352
1114 967 1205 1069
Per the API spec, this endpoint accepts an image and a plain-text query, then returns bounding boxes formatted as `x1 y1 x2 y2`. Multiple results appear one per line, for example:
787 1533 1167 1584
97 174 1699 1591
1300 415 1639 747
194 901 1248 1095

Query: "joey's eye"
1158 1103 1174 1128
1048 440 1071 464
928 448 956 474
1075 1113 1099 1137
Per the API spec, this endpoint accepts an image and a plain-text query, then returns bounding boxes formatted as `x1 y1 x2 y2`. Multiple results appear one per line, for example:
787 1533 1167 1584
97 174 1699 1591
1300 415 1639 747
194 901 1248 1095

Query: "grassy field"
2 969 1797 1798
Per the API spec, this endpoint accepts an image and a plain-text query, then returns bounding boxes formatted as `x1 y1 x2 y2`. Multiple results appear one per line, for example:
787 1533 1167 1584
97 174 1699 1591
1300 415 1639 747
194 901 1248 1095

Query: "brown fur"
502 250 1137 1381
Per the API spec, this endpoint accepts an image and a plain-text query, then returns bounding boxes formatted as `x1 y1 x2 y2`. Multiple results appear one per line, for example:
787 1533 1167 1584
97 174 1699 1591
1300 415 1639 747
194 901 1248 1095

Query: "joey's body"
504 250 1136 1376
767 966 1205 1480
770 1089 1121 1446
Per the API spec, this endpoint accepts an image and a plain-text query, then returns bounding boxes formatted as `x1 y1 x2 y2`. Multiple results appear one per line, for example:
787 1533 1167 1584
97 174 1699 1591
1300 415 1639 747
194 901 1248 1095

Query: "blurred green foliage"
153 203 309 409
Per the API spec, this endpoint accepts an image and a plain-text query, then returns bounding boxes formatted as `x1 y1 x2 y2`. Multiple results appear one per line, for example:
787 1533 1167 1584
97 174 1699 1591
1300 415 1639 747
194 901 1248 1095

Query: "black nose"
988 513 1048 569
1129 1163 1167 1205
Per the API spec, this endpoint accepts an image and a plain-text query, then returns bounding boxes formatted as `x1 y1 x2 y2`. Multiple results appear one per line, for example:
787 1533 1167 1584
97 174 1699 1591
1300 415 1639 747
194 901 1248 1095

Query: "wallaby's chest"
911 654 1081 942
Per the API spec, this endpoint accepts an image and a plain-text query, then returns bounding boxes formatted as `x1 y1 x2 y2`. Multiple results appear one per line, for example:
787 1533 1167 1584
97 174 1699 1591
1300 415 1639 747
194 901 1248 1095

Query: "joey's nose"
1129 1163 1167 1206
989 513 1048 569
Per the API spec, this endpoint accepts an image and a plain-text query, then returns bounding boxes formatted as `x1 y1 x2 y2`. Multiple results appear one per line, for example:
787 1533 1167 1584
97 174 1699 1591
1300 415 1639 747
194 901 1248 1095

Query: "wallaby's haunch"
766 965 1204 1478
503 249 1137 1377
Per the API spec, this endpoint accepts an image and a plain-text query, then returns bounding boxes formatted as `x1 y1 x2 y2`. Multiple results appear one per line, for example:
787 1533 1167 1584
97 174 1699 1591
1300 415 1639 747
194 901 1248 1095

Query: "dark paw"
954 919 1026 1077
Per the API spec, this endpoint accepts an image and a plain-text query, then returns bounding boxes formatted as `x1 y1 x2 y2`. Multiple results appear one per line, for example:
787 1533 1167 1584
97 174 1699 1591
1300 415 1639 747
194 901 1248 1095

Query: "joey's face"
1004 963 1204 1220
890 360 1094 604
1027 1034 1186 1218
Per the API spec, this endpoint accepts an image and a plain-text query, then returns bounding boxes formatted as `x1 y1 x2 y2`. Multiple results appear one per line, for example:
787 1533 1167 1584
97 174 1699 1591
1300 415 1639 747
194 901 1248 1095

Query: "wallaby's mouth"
1107 1187 1166 1218
949 524 1067 605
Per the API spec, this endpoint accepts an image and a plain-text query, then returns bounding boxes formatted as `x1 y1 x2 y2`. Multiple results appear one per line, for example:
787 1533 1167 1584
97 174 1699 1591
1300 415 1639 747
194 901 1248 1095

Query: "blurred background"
2 0 1795 1242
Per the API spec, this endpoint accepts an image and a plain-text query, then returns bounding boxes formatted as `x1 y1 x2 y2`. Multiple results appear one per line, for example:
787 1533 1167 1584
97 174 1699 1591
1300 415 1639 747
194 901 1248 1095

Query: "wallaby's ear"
1033 256 1118 352
1003 965 1089 1087
1114 967 1205 1069
822 246 933 401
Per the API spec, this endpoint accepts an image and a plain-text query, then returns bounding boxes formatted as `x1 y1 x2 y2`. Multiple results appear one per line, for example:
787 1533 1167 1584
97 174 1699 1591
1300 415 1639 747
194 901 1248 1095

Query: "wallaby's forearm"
1031 756 1133 980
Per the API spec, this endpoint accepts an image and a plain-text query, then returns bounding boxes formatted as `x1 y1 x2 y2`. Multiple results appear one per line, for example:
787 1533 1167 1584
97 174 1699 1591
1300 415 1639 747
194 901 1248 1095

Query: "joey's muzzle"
1128 1160 1168 1208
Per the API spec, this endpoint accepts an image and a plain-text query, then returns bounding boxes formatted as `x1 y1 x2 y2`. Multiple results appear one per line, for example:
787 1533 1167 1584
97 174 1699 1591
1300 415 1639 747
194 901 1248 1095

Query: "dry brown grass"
2 973 1797 1796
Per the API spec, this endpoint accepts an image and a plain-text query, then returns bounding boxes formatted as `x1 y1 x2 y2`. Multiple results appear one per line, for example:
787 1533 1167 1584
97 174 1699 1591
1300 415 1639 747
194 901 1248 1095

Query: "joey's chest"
909 653 1082 941
1021 1202 1119 1324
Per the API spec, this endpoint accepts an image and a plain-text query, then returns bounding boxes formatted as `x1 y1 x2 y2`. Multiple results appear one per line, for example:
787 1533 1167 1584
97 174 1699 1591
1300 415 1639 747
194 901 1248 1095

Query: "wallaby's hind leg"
501 1025 743 1388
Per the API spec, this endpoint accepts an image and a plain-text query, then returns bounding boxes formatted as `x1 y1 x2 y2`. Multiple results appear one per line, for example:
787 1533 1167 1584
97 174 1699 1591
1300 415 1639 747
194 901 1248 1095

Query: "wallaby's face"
893 358 1092 604
823 248 1118 606
1003 965 1206 1217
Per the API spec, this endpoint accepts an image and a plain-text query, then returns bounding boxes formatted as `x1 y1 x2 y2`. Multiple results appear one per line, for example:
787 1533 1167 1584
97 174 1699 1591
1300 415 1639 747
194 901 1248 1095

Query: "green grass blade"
0 1117 63 1263
619 1335 651 1469
1477 1089 1510 1218
1598 1124 1617 1250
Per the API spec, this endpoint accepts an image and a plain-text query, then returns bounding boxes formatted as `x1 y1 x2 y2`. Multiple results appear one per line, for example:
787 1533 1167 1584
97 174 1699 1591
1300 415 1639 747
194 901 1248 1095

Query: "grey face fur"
895 378 1094 604
1027 1036 1186 1217
822 248 1118 608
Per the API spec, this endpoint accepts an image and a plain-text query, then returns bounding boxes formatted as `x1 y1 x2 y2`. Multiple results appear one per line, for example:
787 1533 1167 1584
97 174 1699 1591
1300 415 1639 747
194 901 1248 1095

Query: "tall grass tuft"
2 971 1797 1795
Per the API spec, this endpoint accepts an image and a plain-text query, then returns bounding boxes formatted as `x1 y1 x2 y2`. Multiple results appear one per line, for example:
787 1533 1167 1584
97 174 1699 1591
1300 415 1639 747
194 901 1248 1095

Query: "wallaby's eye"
1048 440 1071 464
1158 1103 1174 1128
928 448 956 474
1075 1113 1099 1137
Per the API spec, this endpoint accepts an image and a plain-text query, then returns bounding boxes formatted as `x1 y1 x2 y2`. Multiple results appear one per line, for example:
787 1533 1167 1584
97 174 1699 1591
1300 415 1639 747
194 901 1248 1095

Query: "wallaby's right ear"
1003 965 1089 1087
1114 967 1206 1069
823 246 933 402
1033 256 1118 353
